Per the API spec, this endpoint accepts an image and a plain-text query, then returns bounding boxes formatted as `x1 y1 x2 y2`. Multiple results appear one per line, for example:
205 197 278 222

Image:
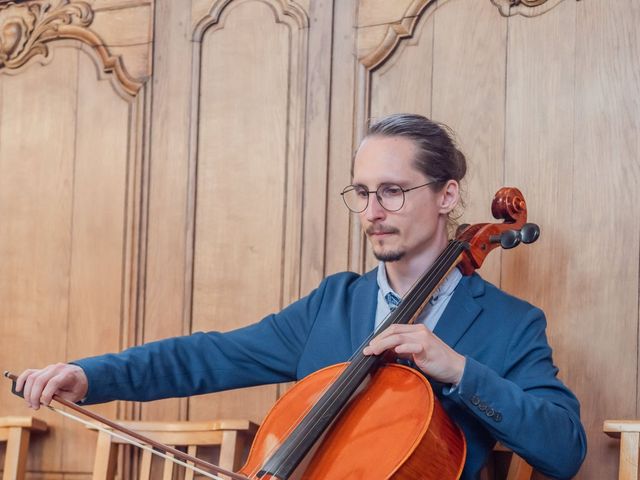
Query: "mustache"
366 225 399 235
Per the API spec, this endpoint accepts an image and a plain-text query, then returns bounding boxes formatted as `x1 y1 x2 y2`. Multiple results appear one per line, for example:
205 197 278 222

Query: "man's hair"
366 113 467 187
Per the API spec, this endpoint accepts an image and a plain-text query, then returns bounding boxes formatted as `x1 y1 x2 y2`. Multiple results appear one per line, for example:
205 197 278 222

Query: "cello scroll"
456 187 540 275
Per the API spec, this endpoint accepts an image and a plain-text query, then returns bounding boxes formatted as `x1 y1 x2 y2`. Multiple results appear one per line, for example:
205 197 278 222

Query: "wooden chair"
88 419 258 480
495 443 534 480
604 419 640 480
480 443 533 480
0 416 48 480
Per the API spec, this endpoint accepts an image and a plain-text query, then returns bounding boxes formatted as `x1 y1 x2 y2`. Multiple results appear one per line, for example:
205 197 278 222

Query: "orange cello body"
238 363 466 479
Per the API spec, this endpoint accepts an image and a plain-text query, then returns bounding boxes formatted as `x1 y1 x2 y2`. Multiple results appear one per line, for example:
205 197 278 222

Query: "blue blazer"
76 270 586 479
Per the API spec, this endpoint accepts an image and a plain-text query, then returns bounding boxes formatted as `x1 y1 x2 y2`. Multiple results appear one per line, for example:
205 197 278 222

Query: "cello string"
265 240 465 478
48 405 226 480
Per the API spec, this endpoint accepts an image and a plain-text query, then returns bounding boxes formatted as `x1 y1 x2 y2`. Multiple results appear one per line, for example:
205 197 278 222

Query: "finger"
40 374 65 406
365 333 414 355
15 369 36 392
26 372 49 409
386 324 426 333
374 324 429 343
394 343 424 356
387 323 428 333
26 367 61 409
22 371 39 408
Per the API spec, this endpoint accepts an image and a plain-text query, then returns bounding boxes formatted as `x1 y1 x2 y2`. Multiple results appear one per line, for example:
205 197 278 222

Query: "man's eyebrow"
352 180 408 188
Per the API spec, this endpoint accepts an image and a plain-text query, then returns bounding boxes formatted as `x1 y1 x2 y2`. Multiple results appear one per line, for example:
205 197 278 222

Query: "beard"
366 224 404 262
373 248 405 262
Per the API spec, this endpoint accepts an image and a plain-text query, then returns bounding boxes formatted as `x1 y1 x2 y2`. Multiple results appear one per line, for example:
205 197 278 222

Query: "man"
17 114 586 479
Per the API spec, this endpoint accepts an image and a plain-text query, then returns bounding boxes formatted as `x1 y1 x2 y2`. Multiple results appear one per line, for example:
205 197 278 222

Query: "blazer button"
493 412 502 422
471 395 480 406
478 403 487 412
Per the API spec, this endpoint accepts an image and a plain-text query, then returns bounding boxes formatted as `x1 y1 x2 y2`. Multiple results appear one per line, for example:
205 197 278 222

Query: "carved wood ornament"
360 0 570 69
0 0 143 95
490 0 569 17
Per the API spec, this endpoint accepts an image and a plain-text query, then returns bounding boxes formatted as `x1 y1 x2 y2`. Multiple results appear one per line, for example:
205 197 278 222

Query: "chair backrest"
604 419 640 480
0 416 48 480
88 419 257 480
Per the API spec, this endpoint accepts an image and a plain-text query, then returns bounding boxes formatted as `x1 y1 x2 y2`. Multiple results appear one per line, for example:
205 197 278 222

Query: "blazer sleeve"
74 277 332 404
444 308 587 479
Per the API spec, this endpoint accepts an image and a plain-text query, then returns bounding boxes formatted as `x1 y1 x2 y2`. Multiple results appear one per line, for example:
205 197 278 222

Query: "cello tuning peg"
519 223 540 244
499 229 521 250
456 223 471 237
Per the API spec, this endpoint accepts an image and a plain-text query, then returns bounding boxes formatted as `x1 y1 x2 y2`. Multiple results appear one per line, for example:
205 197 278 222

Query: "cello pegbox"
456 187 530 274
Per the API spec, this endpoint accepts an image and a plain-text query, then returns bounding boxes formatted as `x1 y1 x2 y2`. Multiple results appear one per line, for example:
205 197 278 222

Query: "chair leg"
506 453 533 480
92 431 118 480
618 432 640 480
162 452 174 480
139 450 152 479
219 430 238 473
185 445 197 480
2 427 30 480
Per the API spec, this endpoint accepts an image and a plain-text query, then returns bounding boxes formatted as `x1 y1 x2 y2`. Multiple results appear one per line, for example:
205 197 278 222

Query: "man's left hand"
363 324 466 385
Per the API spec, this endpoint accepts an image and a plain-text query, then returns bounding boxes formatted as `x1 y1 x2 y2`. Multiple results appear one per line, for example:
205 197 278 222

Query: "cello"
6 187 539 480
237 187 539 479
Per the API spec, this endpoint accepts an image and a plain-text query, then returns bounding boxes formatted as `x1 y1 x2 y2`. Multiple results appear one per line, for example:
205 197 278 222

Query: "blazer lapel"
350 269 378 353
433 272 484 349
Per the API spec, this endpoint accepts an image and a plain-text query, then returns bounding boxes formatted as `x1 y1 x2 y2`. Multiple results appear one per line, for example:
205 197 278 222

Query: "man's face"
352 135 450 263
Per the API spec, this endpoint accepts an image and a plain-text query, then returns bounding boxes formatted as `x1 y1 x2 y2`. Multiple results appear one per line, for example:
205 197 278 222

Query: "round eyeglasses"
340 181 437 213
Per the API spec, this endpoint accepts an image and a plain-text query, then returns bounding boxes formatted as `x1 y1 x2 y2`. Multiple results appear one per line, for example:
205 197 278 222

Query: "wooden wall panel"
141 0 193 423
502 3 583 477
369 10 435 121
503 1 576 318
504 1 640 477
431 0 506 285
189 0 305 423
299 0 331 296
325 0 358 275
62 49 133 474
570 1 640 477
365 8 437 272
0 0 150 468
0 49 78 475
0 43 142 476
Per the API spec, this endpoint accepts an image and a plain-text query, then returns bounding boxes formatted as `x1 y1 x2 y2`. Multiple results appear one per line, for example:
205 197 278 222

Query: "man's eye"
354 188 369 198
381 185 402 197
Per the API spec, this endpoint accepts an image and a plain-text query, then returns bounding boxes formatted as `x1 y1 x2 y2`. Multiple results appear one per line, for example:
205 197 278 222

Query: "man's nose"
364 193 386 220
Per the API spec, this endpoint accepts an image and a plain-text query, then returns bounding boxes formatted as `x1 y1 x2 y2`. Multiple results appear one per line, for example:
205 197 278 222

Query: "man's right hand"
16 363 88 410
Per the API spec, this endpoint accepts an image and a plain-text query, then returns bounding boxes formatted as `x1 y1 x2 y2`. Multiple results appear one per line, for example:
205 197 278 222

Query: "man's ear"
439 180 460 214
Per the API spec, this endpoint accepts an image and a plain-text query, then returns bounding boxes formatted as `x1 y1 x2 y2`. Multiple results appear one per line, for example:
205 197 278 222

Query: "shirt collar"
376 261 463 305
376 262 398 300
